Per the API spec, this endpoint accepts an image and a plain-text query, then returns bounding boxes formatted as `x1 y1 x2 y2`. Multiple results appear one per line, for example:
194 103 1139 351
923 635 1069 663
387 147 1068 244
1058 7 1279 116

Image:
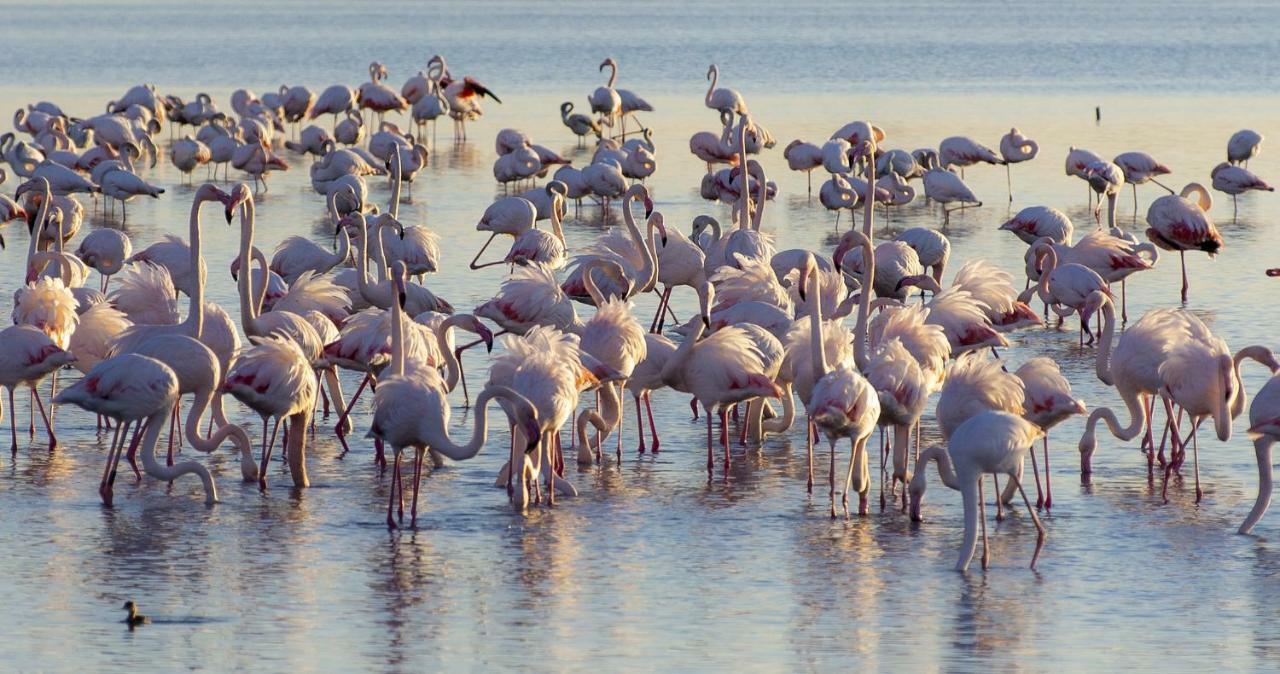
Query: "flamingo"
689 111 737 171
574 264 647 466
1210 161 1274 220
894 228 950 285
952 260 1042 333
704 65 748 116
223 334 316 489
999 128 1038 201
1000 206 1074 245
782 140 823 195
1228 129 1263 166
1015 357 1086 509
616 87 653 138
1145 183 1222 302
0 325 74 453
231 142 288 193
1079 308 1203 480
1019 243 1115 345
590 58 623 130
909 410 1047 571
561 102 601 147
1114 151 1173 213
357 62 408 124
921 155 980 226
1065 146 1105 207
310 84 357 128
75 229 131 293
660 281 782 480
171 136 210 184
939 136 1004 175
1239 373 1280 534
57 353 218 506
369 262 540 527
432 56 501 142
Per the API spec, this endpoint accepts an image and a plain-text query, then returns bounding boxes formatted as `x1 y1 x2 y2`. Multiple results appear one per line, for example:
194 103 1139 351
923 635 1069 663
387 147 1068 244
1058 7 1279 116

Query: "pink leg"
635 395 646 453
720 407 730 478
31 389 56 451
705 407 714 480
645 392 660 453
386 450 400 529
411 448 425 527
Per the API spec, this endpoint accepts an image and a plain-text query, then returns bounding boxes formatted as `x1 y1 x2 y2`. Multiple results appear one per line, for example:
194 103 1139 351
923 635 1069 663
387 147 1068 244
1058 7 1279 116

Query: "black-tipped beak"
224 208 233 224
701 315 710 329
397 290 407 309
0 232 6 250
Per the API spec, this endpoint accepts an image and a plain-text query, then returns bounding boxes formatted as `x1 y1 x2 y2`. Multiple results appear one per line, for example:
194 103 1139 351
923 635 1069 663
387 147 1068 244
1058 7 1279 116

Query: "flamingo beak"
643 196 654 218
477 323 494 353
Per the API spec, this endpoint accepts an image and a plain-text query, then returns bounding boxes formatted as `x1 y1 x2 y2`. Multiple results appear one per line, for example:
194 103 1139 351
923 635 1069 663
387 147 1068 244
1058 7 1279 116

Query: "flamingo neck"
184 384 257 482
1231 345 1277 419
1095 297 1116 385
575 408 610 465
1240 436 1274 534
808 264 828 380
431 386 512 461
237 196 258 327
389 148 402 219
138 408 218 505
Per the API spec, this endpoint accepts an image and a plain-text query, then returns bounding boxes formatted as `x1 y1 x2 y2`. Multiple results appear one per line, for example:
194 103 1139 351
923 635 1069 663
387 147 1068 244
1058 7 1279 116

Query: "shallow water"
3 2 1280 671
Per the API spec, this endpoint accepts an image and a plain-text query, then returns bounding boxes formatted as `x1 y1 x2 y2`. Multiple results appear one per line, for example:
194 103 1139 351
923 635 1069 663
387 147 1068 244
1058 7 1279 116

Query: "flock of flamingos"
2 56 1279 573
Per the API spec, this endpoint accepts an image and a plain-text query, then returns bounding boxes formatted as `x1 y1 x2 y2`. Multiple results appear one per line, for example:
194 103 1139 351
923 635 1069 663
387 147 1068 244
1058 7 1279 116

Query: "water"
2 1 1280 670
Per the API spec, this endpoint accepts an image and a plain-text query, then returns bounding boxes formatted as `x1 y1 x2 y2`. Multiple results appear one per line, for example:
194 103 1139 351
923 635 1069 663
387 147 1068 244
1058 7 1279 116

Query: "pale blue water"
2 2 1280 672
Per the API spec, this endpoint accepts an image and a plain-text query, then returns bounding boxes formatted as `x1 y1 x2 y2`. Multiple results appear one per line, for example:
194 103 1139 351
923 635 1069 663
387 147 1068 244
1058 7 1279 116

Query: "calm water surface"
1 2 1279 671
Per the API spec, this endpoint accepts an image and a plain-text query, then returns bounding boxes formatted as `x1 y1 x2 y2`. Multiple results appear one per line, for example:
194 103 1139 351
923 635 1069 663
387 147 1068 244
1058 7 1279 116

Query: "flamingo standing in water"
704 64 748 116
910 410 1047 572
430 55 501 141
1000 206 1074 246
223 335 317 489
56 353 217 506
369 262 541 527
1066 146 1105 208
783 140 824 195
999 128 1038 201
589 58 623 132
1145 183 1222 302
1239 372 1280 534
921 155 980 227
1210 161 1274 220
1114 151 1173 214
1227 129 1263 166
75 229 132 292
0 325 74 453
1015 358 1086 509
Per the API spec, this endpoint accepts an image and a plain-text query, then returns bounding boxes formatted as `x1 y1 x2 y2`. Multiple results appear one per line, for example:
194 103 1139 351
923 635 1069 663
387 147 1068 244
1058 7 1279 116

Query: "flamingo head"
221 183 253 221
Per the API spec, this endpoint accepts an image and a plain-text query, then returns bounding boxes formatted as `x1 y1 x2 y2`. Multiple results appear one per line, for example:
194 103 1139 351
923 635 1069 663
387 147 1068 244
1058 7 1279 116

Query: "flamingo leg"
645 391 660 453
1180 250 1188 303
993 474 1004 521
1029 437 1044 508
9 388 17 455
1192 419 1203 503
635 394 646 454
386 449 400 529
978 478 990 570
1013 474 1047 570
807 418 815 494
720 407 730 479
259 417 282 490
828 438 837 519
705 406 714 480
31 389 56 451
1043 434 1054 509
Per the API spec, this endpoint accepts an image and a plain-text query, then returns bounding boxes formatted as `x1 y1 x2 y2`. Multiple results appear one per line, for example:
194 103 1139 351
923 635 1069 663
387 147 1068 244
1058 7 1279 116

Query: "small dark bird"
122 601 150 627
